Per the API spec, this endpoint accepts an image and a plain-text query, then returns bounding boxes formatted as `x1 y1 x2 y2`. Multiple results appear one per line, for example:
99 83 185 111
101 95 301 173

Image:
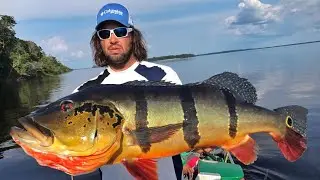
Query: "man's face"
99 21 133 66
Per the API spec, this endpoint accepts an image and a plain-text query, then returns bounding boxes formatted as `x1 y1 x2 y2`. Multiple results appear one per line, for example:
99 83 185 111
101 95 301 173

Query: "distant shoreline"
88 40 320 69
151 40 320 61
147 53 196 61
196 40 320 57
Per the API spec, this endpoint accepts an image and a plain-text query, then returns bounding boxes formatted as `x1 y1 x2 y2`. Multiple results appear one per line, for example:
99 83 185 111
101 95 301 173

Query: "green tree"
0 15 17 78
1 15 72 80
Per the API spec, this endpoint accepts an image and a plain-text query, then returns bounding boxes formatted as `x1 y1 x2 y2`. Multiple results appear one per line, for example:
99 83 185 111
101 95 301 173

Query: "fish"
10 72 308 180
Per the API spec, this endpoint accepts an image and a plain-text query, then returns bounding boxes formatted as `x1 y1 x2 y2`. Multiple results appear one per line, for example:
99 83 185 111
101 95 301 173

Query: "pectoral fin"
147 123 183 143
122 159 158 180
223 135 259 165
128 123 183 152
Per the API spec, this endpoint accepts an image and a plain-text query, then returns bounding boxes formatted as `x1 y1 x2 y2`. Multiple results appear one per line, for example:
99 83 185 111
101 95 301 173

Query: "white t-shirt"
72 60 183 180
73 61 182 93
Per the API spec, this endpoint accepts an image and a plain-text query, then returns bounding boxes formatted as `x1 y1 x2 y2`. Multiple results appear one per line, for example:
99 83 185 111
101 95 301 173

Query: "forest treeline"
0 15 71 80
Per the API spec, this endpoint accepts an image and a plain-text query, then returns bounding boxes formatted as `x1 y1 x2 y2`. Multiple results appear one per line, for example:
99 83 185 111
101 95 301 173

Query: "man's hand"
182 164 194 179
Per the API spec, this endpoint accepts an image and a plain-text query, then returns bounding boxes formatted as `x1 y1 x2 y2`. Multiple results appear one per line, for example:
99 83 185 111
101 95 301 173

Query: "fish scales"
108 85 241 160
71 84 278 159
10 72 308 180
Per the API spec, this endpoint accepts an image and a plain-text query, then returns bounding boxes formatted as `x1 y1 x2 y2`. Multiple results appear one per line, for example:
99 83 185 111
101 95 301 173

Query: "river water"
0 43 319 179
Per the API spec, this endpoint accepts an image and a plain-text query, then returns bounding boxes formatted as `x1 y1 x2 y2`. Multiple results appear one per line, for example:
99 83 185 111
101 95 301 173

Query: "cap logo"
100 9 123 16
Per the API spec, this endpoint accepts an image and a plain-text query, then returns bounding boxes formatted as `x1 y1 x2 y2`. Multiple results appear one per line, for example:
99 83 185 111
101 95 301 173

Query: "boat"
180 148 245 180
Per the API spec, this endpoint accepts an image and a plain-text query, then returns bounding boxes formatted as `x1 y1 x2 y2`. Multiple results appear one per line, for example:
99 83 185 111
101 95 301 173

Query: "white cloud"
40 36 68 54
280 0 320 14
225 0 281 35
71 50 85 58
229 24 267 35
0 0 212 21
38 36 92 65
281 0 320 30
225 0 320 36
226 0 281 26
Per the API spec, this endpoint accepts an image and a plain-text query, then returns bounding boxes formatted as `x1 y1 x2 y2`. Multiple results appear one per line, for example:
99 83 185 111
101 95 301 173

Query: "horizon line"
72 40 320 70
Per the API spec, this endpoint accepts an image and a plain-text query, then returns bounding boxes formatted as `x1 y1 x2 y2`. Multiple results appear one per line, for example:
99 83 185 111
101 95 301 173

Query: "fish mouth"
10 116 53 147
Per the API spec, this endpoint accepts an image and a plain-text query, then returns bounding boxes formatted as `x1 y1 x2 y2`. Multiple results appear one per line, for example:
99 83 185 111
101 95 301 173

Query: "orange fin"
270 127 307 162
122 159 158 180
226 135 259 165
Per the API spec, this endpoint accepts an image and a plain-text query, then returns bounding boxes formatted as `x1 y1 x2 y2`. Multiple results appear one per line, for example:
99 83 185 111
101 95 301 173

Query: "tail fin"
271 105 308 162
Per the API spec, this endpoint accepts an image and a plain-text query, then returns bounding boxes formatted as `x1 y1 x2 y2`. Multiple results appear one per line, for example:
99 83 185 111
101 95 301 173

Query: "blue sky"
1 0 320 69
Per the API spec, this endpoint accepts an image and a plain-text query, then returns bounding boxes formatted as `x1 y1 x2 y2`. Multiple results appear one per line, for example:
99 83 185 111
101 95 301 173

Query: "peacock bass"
10 72 308 180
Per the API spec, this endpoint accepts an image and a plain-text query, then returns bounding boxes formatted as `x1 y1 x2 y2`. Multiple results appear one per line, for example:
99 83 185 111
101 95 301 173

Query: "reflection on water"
160 44 320 180
0 43 320 179
0 76 61 146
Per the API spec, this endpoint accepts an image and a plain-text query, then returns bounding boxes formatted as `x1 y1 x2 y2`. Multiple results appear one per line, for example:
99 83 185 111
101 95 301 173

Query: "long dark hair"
90 27 147 67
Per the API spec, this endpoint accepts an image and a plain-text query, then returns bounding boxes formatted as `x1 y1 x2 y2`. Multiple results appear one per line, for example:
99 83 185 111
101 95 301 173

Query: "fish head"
10 92 125 175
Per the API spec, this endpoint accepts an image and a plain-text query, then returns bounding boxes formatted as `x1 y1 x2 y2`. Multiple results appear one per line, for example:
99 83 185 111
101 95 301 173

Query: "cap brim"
95 20 130 30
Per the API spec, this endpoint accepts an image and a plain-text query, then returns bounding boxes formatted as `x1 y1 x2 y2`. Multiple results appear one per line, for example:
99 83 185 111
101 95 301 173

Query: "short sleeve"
161 67 182 85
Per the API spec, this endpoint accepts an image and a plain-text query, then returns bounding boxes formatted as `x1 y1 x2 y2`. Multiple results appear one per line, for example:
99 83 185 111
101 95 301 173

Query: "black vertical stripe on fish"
134 90 151 153
222 90 238 138
179 86 200 148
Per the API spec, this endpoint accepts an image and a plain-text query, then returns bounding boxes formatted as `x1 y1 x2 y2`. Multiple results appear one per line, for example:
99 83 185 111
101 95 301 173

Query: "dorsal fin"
202 72 257 104
120 72 257 104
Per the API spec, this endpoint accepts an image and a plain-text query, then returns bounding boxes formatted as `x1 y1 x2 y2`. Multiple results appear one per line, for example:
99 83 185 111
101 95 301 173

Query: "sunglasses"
97 27 133 40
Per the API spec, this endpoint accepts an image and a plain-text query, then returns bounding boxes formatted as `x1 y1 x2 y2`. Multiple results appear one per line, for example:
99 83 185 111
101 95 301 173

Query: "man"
182 147 213 180
72 3 183 180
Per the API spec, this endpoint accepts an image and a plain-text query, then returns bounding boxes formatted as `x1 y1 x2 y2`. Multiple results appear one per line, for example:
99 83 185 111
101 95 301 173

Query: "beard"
104 45 133 69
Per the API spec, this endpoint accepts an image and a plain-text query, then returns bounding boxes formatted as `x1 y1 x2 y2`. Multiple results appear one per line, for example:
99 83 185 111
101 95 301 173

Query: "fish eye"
286 116 293 128
60 100 74 112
